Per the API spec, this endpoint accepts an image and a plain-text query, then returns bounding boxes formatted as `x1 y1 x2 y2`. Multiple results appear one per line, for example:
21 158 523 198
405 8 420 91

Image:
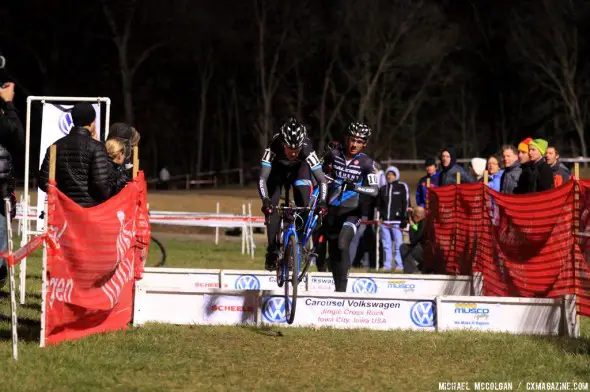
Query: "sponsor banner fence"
133 285 577 337
425 181 590 317
141 268 473 296
436 295 578 337
43 173 150 346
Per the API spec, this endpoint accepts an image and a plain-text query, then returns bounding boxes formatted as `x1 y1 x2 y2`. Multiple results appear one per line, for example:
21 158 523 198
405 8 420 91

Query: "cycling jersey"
324 146 378 208
258 133 328 203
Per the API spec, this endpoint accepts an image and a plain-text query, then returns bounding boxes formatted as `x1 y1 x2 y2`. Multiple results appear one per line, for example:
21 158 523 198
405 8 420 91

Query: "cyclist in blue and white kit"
322 122 379 292
258 118 329 271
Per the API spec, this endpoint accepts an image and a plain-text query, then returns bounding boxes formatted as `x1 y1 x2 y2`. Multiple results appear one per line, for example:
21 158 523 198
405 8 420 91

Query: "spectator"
500 145 521 194
415 157 439 208
545 145 570 187
486 155 504 192
470 157 487 182
105 138 129 196
517 137 532 165
0 82 24 287
39 103 111 207
514 139 554 194
377 166 409 272
107 122 140 176
512 137 533 194
401 206 426 274
438 146 475 186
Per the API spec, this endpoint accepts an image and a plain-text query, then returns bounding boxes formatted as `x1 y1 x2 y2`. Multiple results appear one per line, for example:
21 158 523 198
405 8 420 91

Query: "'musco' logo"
454 303 490 315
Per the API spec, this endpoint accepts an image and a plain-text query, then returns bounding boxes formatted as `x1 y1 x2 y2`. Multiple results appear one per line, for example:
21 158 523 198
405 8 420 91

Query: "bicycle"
267 173 341 324
148 235 167 267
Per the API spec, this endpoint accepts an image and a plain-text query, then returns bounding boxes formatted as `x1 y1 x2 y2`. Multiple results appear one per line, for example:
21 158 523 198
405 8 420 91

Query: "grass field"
0 238 588 391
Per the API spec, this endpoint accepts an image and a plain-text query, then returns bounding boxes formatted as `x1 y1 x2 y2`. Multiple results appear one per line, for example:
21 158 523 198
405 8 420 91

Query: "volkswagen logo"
235 274 261 290
410 301 435 328
351 278 378 294
262 297 291 323
58 111 74 135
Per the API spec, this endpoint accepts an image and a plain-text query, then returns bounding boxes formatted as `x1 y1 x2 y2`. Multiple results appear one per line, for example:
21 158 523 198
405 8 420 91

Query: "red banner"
44 172 150 345
425 181 590 317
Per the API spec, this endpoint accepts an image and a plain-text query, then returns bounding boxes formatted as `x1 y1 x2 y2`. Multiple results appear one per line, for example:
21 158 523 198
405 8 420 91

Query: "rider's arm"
258 147 275 200
306 151 328 203
354 162 379 197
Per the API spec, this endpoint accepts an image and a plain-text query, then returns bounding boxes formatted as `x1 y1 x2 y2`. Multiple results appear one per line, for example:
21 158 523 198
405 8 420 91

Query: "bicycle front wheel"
284 233 299 325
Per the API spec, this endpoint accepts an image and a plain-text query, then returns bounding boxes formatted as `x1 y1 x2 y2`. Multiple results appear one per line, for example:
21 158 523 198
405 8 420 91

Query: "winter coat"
39 127 111 207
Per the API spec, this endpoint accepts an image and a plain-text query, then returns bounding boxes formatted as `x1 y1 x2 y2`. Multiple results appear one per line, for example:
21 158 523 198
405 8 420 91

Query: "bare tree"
510 0 589 159
101 0 163 125
195 51 214 177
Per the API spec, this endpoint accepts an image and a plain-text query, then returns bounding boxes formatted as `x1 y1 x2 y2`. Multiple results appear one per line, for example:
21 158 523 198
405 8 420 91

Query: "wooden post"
133 146 139 179
426 178 431 188
483 170 489 185
49 145 57 181
456 172 461 185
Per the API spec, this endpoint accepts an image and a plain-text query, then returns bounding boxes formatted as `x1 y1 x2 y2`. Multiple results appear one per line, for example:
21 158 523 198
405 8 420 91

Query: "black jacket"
0 101 25 217
409 220 425 247
438 147 475 186
39 127 111 207
514 158 554 194
377 180 409 222
108 160 131 196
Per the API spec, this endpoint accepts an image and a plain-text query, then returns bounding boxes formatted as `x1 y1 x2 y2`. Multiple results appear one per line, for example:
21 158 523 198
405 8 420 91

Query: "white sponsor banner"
37 103 102 231
141 268 220 290
260 295 436 331
133 285 578 337
309 274 471 296
142 268 471 296
202 294 258 325
436 296 570 336
222 271 307 291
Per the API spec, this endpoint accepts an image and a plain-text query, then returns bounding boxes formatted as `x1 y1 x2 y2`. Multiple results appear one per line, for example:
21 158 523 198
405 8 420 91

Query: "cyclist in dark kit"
321 122 378 292
258 118 329 271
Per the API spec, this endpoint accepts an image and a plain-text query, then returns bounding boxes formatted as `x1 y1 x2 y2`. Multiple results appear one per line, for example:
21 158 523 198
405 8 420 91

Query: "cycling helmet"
347 122 372 140
280 118 307 149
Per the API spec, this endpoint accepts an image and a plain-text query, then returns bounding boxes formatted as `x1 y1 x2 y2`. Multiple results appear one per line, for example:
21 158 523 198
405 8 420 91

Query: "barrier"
133 284 577 337
425 181 590 318
140 267 476 296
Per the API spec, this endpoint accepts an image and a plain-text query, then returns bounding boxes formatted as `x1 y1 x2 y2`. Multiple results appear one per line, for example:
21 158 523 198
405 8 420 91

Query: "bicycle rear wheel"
284 233 299 324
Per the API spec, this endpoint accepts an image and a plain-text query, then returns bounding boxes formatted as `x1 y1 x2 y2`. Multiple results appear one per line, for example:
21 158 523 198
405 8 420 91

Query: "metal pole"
20 97 33 304
5 198 18 360
215 202 220 245
375 209 380 272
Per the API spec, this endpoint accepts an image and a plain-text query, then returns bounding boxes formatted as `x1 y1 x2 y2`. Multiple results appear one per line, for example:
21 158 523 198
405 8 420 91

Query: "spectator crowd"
349 137 571 274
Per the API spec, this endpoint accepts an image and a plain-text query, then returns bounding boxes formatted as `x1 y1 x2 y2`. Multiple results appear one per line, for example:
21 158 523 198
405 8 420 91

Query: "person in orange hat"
517 137 533 164
515 138 554 193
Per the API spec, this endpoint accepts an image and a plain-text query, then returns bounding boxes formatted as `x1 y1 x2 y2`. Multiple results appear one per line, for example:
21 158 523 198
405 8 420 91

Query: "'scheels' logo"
410 301 435 327
351 278 377 294
58 111 74 135
235 275 261 290
263 297 291 323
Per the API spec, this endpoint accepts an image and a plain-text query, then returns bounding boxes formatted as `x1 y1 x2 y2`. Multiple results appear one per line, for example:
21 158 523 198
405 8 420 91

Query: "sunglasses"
349 137 367 145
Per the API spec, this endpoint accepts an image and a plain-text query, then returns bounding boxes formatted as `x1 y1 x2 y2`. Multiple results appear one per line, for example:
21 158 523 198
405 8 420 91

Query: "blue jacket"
487 170 503 192
416 171 439 208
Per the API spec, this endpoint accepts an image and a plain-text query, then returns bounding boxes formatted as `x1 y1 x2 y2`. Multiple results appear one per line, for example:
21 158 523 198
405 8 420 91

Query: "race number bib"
367 173 378 186
262 148 275 164
306 151 321 168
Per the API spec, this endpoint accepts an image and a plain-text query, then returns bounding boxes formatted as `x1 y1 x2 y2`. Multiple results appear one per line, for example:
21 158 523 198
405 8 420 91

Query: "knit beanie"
71 103 96 127
529 139 548 156
517 137 533 153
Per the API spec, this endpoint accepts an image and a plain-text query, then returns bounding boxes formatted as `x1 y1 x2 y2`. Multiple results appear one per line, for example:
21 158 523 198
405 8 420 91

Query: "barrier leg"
5 198 18 360
19 194 30 305
248 202 255 259
215 202 220 245
242 204 247 255
375 209 380 271
40 144 55 348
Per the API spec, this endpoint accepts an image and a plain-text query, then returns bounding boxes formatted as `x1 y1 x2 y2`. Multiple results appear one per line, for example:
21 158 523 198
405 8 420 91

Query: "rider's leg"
334 217 358 292
265 176 283 271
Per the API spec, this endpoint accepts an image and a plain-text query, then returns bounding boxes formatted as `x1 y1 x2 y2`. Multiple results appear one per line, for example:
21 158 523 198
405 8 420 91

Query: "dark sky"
2 0 590 177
